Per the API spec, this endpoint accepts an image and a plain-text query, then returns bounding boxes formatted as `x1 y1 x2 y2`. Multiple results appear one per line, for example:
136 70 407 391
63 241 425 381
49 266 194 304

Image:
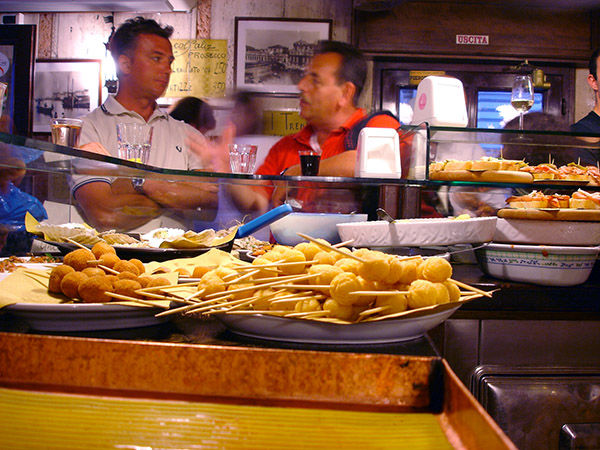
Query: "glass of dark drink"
299 149 321 176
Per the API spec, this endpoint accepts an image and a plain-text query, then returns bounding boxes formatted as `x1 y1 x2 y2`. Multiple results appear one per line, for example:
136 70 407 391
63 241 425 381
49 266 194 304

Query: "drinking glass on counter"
51 118 82 147
299 149 321 176
229 143 257 174
511 75 534 131
116 123 153 164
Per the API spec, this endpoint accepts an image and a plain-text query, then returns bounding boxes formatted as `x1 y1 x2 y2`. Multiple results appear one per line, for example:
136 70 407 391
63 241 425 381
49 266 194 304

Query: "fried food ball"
192 265 214 278
82 267 105 278
91 241 116 259
313 251 336 265
113 279 143 299
357 251 390 282
251 288 278 310
63 248 95 272
48 265 75 294
294 242 322 261
408 279 438 309
136 276 153 288
105 275 119 287
227 282 255 301
251 256 279 279
271 291 296 311
375 292 408 314
395 258 422 285
308 264 343 287
334 257 361 275
330 272 362 306
98 252 121 270
197 272 226 296
329 247 352 262
443 280 461 303
352 248 371 258
278 248 307 275
420 257 453 283
146 277 170 288
175 267 191 277
353 276 377 306
113 260 140 276
386 257 404 285
261 248 286 262
78 275 113 303
60 271 89 299
323 298 353 321
129 259 145 275
117 271 138 281
432 282 450 304
294 298 322 313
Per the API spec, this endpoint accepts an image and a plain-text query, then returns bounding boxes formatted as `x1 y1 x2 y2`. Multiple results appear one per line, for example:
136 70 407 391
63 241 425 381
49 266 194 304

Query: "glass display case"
0 126 598 255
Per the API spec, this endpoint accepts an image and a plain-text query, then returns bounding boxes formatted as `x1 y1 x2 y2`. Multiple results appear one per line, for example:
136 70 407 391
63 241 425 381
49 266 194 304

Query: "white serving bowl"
337 216 497 247
269 213 368 246
475 243 600 286
494 218 600 246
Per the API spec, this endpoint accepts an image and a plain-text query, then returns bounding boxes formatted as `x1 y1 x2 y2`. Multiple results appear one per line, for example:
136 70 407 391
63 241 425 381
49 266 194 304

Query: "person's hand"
271 163 301 206
79 142 111 156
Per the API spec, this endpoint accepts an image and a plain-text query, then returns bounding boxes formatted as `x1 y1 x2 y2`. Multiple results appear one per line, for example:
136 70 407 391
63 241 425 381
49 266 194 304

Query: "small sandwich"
443 159 472 171
585 165 600 186
569 189 600 209
470 156 501 171
506 190 548 209
547 194 570 208
558 163 588 181
429 161 446 173
520 163 560 180
499 159 528 171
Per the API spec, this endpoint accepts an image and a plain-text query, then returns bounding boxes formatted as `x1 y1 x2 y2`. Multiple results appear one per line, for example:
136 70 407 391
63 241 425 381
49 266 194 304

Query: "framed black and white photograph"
33 59 102 133
234 17 332 94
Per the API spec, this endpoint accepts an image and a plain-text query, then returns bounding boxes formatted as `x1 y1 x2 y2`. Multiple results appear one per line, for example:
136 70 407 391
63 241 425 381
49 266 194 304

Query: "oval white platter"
493 218 600 246
337 217 497 247
214 304 461 345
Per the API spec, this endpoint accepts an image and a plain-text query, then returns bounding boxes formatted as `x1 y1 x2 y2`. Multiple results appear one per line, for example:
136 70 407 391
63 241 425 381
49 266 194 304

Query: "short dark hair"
314 40 367 104
170 97 216 133
589 47 600 80
109 16 173 59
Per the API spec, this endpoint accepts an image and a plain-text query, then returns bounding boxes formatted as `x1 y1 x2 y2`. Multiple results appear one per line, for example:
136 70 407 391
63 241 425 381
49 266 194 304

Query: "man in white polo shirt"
73 17 222 232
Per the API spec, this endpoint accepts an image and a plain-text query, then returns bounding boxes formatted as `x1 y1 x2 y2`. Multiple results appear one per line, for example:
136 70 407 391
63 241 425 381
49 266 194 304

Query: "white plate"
337 217 497 247
214 305 461 344
2 303 170 332
494 218 600 246
0 261 59 281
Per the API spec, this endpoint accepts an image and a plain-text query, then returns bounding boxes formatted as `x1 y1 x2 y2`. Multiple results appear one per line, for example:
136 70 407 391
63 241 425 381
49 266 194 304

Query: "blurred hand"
79 142 111 156
185 123 235 172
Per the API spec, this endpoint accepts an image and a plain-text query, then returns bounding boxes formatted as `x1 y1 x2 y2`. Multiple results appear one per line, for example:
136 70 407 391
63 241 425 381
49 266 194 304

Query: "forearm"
142 179 219 210
227 183 269 213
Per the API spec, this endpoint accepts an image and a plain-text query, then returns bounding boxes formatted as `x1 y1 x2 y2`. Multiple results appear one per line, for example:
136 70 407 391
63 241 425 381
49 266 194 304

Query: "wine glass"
511 75 534 131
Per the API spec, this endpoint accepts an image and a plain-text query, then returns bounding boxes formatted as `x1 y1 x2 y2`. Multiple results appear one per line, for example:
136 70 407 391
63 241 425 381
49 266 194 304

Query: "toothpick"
285 310 331 318
224 269 261 285
155 296 232 317
274 284 330 290
65 238 90 250
105 292 169 309
351 290 408 296
204 272 319 299
271 294 325 304
333 239 354 248
97 264 119 275
358 305 390 317
296 232 366 263
448 279 493 297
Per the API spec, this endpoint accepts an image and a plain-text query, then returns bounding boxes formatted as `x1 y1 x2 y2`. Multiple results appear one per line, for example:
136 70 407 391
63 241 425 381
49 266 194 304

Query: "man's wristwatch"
132 177 145 193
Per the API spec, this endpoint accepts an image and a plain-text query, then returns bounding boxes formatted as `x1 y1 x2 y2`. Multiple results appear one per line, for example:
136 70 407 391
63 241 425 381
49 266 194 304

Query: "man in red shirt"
229 40 402 213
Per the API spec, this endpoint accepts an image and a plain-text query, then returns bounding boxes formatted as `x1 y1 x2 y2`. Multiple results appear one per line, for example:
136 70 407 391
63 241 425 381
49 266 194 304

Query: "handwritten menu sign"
165 39 227 98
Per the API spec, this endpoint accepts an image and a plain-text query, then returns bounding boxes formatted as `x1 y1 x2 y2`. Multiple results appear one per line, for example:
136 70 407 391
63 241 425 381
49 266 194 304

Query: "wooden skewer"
358 305 390 317
136 290 174 301
204 272 319 299
311 317 352 324
221 310 289 316
21 271 52 288
185 297 248 315
224 273 313 285
274 284 330 290
21 268 50 278
351 290 408 296
236 259 318 270
285 310 331 318
185 288 206 301
271 294 325 305
333 239 354 248
155 296 233 317
449 279 493 298
105 292 170 309
224 269 261 285
65 238 90 250
96 264 119 275
296 232 367 263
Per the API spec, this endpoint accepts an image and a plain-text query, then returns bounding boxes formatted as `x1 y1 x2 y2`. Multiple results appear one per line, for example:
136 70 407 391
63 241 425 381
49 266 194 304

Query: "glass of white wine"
511 74 534 131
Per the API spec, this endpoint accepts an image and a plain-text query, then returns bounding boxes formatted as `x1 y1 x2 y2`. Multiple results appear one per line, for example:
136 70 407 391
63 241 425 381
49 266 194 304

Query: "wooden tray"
498 208 600 221
0 332 515 449
431 170 533 183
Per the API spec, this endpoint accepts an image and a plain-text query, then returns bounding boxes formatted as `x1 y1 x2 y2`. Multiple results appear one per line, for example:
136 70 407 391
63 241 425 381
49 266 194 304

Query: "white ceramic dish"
475 243 600 286
270 213 368 246
493 218 600 246
337 217 497 247
2 303 170 332
214 304 461 344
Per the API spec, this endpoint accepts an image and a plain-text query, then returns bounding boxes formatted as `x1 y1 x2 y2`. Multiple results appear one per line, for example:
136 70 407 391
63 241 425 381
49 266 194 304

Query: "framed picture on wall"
33 59 102 133
234 17 332 95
